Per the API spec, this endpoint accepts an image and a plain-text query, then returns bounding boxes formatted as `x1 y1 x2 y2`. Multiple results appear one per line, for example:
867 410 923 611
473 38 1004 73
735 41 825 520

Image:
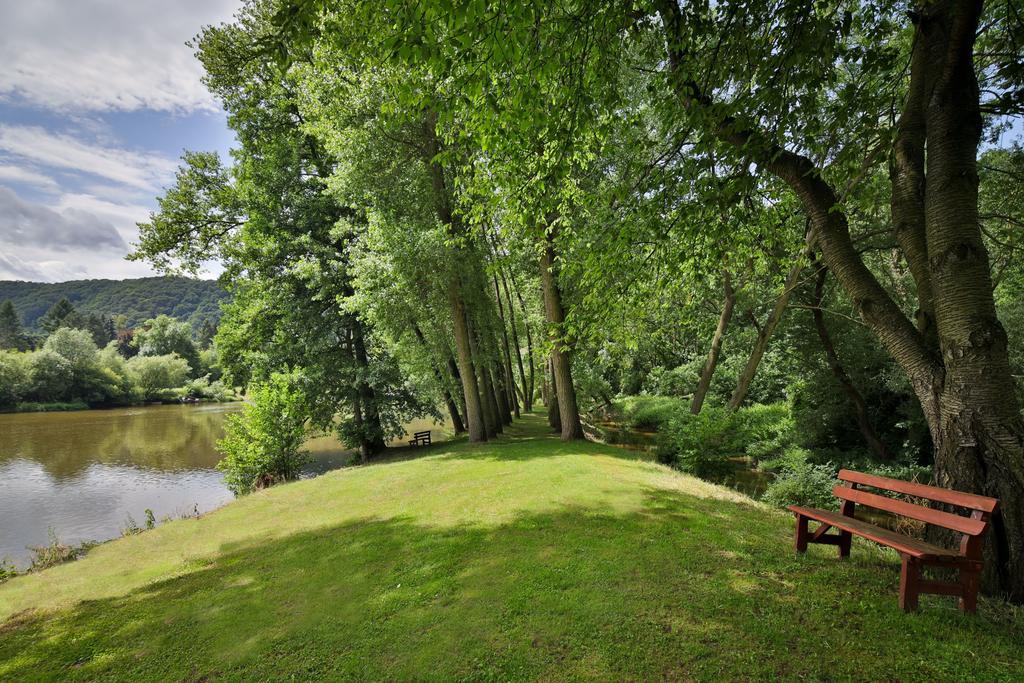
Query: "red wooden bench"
788 469 998 613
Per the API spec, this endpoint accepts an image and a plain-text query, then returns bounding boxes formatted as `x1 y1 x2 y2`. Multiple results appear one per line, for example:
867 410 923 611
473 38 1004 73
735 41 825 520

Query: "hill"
0 413 1020 681
0 277 229 330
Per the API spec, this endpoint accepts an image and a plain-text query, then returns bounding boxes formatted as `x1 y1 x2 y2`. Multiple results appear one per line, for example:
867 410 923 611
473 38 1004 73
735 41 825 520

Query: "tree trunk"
691 270 735 414
446 354 469 427
413 324 466 434
449 283 487 442
423 111 486 442
511 269 537 409
351 318 386 457
728 258 803 410
540 231 584 440
920 0 1024 601
500 267 531 412
810 261 892 460
493 272 521 418
547 358 562 433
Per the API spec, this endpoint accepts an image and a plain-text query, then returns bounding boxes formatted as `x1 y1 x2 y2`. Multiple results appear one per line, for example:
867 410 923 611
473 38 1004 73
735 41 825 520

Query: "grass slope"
1 413 1021 681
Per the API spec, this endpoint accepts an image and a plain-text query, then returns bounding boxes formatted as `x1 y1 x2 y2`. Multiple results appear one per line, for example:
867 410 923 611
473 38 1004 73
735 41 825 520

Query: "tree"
38 298 77 335
0 300 29 351
133 315 200 376
217 372 309 494
126 354 190 401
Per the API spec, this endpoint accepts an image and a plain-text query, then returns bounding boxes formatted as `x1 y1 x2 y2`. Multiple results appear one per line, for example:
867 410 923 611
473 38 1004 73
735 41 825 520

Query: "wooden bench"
408 430 431 447
789 469 998 613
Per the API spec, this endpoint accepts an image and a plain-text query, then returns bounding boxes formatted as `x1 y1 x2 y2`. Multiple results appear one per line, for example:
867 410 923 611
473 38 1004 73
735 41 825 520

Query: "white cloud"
0 186 126 251
0 0 240 113
0 251 50 280
0 125 178 191
55 194 152 239
0 164 58 191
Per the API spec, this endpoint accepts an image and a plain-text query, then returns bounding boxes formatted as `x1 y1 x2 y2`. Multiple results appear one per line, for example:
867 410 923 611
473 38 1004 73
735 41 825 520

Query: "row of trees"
133 0 1024 600
0 308 222 409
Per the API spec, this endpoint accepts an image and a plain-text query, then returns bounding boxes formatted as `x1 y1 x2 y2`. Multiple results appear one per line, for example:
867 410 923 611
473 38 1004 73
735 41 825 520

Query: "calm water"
0 404 447 568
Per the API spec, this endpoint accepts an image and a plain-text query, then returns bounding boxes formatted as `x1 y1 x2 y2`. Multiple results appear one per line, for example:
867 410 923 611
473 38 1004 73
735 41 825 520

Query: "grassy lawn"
1 412 1021 681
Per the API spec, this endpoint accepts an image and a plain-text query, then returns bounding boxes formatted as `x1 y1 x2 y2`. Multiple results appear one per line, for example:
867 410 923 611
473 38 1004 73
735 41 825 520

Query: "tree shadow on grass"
1 487 1021 682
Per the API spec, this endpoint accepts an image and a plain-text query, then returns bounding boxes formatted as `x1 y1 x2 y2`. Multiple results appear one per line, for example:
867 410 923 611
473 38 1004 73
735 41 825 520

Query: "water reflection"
0 404 449 568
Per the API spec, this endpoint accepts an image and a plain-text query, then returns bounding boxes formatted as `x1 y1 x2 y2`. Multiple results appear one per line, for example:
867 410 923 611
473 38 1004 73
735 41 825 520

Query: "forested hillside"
0 277 228 331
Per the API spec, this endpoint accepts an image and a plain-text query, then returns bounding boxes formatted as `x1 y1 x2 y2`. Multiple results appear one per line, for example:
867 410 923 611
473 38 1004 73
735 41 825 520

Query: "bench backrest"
413 431 430 438
834 469 998 540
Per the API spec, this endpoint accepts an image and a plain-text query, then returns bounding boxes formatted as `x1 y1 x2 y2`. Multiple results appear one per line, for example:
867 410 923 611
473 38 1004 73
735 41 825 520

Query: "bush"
127 353 191 401
734 403 795 463
655 406 740 478
617 395 686 430
27 529 96 570
217 373 309 495
762 458 839 509
0 350 31 409
183 375 232 401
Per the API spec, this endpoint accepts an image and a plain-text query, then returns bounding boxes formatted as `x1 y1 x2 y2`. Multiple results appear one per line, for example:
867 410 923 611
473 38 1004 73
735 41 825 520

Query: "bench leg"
794 514 809 553
899 556 920 612
959 566 980 614
838 530 852 559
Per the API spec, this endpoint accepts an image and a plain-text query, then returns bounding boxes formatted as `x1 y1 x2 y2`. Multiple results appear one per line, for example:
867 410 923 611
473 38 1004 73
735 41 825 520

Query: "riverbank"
1 412 1021 680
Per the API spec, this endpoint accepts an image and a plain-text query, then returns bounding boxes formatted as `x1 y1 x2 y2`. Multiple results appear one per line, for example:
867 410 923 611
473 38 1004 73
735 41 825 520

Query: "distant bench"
408 430 431 447
788 469 999 613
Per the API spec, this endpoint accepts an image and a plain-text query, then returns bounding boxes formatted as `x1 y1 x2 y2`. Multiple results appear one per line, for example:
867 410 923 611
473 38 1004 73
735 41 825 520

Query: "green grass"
1 412 1021 681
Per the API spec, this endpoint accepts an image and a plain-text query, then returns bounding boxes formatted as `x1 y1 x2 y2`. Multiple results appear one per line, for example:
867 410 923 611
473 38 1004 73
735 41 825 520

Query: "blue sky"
0 0 241 281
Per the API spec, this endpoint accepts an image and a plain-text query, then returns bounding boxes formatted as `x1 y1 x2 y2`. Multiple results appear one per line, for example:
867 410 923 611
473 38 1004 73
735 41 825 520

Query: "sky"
0 0 241 282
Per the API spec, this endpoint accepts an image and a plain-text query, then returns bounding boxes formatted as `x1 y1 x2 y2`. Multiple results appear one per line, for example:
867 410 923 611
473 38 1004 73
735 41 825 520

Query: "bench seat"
787 469 998 612
788 506 960 560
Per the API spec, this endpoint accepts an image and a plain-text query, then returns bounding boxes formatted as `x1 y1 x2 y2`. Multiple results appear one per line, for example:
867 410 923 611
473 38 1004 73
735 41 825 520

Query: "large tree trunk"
728 258 803 410
540 231 584 440
351 318 387 458
919 0 1024 600
449 284 487 442
691 270 735 414
810 260 892 460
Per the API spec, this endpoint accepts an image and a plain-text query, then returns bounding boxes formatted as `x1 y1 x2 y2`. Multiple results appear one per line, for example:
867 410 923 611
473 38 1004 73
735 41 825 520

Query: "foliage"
761 456 840 510
615 395 687 431
125 354 191 402
655 406 741 477
0 277 227 333
0 350 31 409
217 373 309 495
133 314 201 375
0 300 29 350
182 375 232 402
26 529 96 571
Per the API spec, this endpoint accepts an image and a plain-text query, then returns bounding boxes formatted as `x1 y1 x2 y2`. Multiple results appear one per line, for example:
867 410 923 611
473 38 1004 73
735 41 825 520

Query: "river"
0 404 448 568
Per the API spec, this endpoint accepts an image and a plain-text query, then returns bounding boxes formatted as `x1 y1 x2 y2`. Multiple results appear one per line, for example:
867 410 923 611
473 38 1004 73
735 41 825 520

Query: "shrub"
655 363 700 398
734 403 796 463
27 529 96 570
183 375 231 401
127 353 190 401
28 349 74 401
655 406 740 478
0 558 17 584
0 350 31 409
762 459 839 509
217 373 309 495
618 395 686 430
